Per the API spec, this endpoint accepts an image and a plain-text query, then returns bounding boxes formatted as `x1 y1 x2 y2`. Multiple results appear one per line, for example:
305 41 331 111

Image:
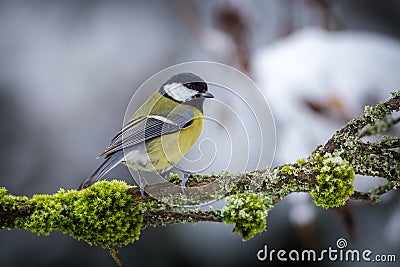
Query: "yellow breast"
144 108 203 172
125 91 204 173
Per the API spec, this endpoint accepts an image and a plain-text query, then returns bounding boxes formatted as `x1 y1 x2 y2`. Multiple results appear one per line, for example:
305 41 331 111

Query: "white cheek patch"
163 82 197 102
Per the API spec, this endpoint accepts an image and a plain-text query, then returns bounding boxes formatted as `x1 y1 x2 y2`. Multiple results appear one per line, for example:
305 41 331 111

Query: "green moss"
0 187 28 211
4 181 143 248
0 187 29 229
168 173 181 184
281 165 297 175
222 193 269 241
288 179 298 187
310 155 354 208
230 184 239 192
296 158 307 167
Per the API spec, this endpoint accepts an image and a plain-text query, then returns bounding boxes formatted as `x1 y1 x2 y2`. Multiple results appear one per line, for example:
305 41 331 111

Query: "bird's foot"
180 175 188 194
169 163 193 194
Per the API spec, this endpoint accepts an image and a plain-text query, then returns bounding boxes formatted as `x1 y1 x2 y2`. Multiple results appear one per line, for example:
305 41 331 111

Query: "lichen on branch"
0 90 400 247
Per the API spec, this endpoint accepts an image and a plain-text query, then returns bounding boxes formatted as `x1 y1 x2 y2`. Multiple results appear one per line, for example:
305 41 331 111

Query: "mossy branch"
1 91 399 248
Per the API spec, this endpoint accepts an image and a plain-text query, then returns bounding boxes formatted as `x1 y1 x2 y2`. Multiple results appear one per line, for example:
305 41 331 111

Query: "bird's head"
160 73 214 105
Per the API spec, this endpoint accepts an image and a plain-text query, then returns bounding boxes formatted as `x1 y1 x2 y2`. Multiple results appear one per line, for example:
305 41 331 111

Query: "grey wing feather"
97 109 194 158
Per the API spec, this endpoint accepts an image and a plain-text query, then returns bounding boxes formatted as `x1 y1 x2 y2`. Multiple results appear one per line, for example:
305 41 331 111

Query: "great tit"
78 72 214 190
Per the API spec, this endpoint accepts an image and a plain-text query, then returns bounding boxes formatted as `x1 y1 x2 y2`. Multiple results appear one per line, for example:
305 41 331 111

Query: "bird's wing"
97 109 195 158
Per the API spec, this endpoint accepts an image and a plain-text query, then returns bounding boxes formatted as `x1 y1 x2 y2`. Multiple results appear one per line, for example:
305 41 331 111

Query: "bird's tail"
78 151 123 190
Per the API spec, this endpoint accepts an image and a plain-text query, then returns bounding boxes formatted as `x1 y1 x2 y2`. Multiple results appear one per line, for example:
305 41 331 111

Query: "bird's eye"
186 83 193 89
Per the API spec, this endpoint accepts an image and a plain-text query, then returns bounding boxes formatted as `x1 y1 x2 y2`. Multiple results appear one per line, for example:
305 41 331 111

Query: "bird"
78 72 214 190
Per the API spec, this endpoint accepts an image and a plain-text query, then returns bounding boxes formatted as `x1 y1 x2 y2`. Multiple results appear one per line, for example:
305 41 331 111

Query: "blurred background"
1 0 400 266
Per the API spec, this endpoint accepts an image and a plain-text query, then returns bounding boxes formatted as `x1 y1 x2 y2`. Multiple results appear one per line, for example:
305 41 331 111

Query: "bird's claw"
180 175 188 194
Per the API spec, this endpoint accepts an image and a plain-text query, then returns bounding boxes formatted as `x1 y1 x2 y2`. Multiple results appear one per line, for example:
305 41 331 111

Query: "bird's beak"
200 91 214 98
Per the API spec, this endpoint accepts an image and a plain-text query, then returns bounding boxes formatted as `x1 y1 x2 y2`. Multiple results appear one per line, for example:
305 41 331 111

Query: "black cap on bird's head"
160 72 214 104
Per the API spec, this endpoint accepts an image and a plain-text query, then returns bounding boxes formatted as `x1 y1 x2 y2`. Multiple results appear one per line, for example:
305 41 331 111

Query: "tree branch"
1 91 400 248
